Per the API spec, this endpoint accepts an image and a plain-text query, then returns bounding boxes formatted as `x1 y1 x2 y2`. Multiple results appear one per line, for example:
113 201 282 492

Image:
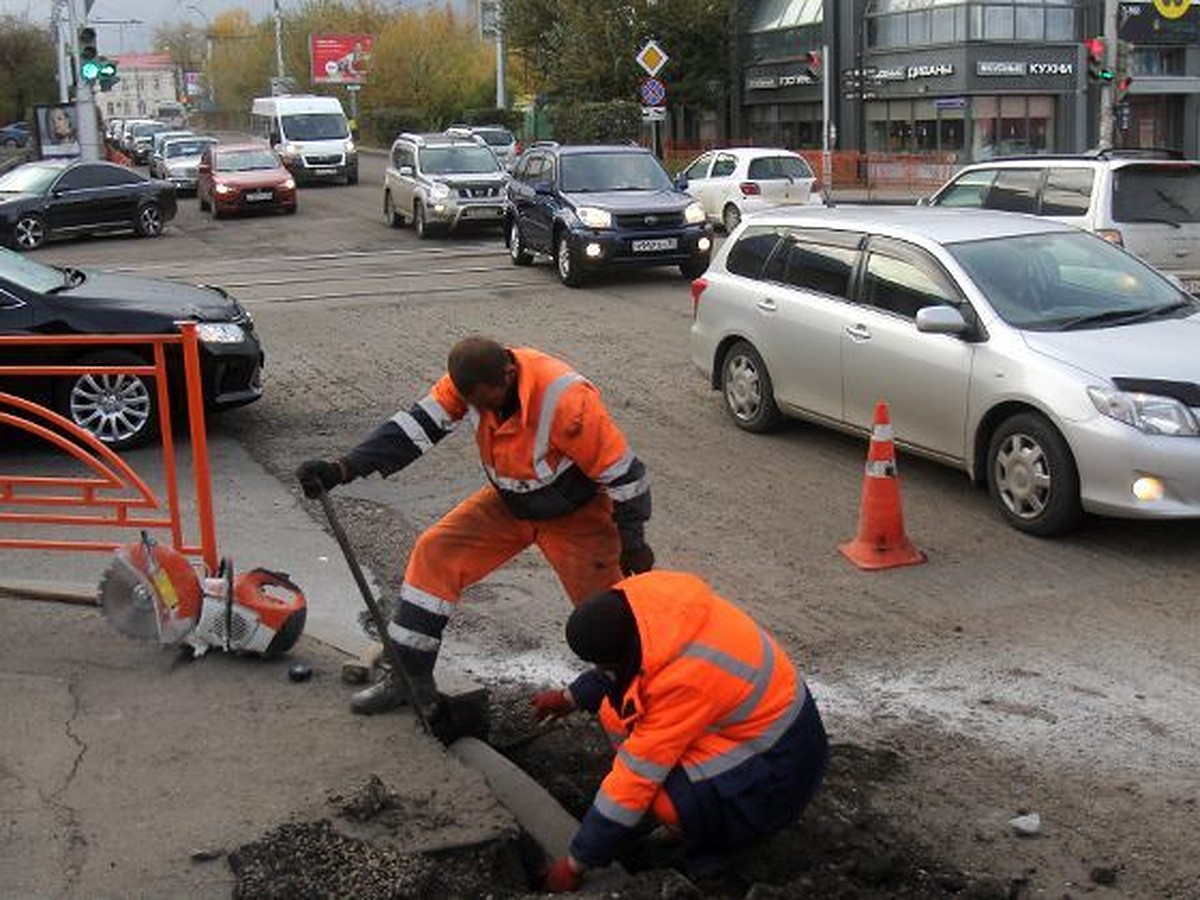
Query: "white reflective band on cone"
872 424 894 442
865 460 897 477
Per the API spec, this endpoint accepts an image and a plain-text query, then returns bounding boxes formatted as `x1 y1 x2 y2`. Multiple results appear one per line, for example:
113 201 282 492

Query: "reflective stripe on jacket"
569 571 820 868
343 348 650 532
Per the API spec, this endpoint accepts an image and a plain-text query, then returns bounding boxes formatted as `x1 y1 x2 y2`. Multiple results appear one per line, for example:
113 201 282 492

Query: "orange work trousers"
403 485 623 607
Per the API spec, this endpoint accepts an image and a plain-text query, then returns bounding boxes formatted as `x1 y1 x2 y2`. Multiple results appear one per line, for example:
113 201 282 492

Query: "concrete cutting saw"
98 532 306 657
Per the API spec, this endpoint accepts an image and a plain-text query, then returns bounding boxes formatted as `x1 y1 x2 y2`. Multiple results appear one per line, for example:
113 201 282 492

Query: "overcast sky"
2 1 277 52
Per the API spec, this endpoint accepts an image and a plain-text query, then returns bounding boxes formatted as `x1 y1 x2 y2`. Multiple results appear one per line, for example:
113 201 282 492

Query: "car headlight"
429 182 451 201
684 201 706 224
282 178 296 190
196 323 246 344
1087 386 1199 436
285 143 301 156
576 206 613 229
214 183 232 195
345 139 356 153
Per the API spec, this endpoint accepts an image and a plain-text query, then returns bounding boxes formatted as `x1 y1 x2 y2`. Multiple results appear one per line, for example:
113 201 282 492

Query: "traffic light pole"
66 0 101 161
1098 0 1118 149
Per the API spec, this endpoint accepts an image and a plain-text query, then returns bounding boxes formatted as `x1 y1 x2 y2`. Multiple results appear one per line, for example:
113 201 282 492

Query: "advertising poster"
34 103 82 160
310 34 374 85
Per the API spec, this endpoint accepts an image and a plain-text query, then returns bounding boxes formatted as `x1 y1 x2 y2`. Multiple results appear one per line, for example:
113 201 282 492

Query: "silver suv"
924 150 1200 293
382 132 508 238
446 125 519 170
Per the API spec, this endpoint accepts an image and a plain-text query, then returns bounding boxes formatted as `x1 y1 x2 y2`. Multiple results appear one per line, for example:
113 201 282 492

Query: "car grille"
217 356 261 393
457 184 502 199
615 211 685 229
303 154 343 166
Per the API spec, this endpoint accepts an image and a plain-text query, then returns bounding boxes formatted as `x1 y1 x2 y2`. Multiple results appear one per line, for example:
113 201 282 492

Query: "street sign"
641 106 666 122
636 40 669 77
640 77 666 106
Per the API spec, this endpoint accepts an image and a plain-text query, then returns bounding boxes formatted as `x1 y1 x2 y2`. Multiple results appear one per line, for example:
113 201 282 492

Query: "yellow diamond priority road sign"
1154 0 1190 19
636 40 669 78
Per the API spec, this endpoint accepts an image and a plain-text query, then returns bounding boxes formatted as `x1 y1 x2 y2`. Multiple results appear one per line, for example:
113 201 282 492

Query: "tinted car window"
985 170 1041 214
711 154 737 177
1111 165 1200 224
747 156 813 180
57 164 140 190
862 247 959 319
682 154 712 180
420 146 501 174
725 228 780 279
765 236 857 298
1041 168 1094 216
933 169 996 207
559 152 670 192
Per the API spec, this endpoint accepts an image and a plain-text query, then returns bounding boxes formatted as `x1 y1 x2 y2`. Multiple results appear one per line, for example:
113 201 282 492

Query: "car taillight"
739 182 761 197
1096 228 1124 247
690 277 708 318
514 142 524 156
811 178 823 197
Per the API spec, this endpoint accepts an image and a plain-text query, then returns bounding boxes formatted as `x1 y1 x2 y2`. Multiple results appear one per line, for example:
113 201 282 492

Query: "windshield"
0 164 60 194
280 112 348 141
419 146 501 174
560 152 672 192
949 231 1196 330
1112 165 1200 225
475 129 514 147
215 149 281 172
166 139 215 158
0 246 66 293
134 122 168 137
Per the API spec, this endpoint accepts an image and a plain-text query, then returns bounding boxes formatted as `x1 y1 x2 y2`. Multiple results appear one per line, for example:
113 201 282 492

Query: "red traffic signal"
1085 37 1105 62
803 50 822 81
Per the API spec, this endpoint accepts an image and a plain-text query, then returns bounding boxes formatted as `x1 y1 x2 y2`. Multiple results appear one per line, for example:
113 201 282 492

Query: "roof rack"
1090 146 1185 160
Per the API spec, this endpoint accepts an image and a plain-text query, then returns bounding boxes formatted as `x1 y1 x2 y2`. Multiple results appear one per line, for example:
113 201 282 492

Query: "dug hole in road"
14 171 1200 898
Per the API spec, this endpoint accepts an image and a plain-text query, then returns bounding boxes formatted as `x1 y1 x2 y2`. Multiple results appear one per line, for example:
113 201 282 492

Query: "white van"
250 94 358 185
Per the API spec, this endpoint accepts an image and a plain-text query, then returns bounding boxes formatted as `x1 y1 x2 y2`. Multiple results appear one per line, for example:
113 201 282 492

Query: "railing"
0 323 218 574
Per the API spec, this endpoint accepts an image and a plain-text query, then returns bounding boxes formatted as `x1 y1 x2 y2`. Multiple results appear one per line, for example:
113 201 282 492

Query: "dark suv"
505 142 713 287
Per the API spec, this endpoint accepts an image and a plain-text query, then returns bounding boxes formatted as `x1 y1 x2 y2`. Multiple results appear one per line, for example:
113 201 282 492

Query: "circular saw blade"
98 552 198 644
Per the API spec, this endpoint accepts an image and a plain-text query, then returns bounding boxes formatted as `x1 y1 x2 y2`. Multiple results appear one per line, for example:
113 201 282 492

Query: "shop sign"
978 61 1025 76
907 63 954 79
874 67 907 81
1030 62 1074 75
746 71 816 91
1120 1 1200 42
978 61 1073 76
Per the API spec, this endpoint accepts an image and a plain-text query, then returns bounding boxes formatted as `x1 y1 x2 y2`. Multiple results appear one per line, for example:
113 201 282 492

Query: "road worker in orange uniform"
296 336 654 717
532 570 828 892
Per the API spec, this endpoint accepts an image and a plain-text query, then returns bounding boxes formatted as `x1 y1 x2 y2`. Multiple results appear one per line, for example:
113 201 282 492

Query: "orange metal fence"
0 323 218 574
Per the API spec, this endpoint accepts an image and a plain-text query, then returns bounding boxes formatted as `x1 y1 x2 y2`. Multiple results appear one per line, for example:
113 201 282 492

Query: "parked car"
690 206 1200 535
383 131 508 237
677 147 823 233
0 121 31 149
128 121 172 164
446 124 520 169
0 159 177 251
0 246 263 449
152 136 218 192
505 141 713 287
197 143 296 218
922 149 1200 294
147 130 194 177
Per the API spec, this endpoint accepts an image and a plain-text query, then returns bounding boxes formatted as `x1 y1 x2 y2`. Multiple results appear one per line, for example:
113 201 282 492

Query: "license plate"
632 238 678 253
245 191 273 202
464 207 501 219
1184 278 1200 295
313 168 337 176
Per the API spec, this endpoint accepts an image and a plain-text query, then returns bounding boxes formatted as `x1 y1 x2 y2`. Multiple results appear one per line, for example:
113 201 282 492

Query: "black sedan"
0 159 177 252
0 247 263 449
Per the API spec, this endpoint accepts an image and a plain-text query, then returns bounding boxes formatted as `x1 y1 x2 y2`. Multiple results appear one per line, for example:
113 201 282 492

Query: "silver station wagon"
689 206 1200 535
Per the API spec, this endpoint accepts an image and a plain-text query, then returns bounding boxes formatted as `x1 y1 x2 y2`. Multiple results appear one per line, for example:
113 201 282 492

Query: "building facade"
101 54 179 123
733 0 1200 161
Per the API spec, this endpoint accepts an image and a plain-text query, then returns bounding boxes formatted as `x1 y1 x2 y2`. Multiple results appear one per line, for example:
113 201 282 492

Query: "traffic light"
79 26 100 81
803 50 822 82
1086 37 1112 83
1115 40 1134 103
97 58 119 92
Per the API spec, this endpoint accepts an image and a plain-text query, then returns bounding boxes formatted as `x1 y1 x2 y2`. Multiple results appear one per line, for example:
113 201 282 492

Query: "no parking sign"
640 77 666 107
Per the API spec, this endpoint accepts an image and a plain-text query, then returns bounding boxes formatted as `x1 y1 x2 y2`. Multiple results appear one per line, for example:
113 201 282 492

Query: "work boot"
350 669 439 717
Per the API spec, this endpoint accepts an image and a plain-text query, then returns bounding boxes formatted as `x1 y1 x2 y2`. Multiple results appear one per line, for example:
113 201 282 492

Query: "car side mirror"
915 196 930 207
534 181 553 195
915 305 969 335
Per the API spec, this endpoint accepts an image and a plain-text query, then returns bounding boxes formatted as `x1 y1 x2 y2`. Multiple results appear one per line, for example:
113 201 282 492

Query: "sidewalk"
0 435 514 897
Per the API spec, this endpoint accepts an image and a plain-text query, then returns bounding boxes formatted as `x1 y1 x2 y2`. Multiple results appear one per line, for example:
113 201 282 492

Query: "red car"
197 142 297 218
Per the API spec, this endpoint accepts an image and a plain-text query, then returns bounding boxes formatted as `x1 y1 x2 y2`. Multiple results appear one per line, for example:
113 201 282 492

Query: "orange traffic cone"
838 400 925 570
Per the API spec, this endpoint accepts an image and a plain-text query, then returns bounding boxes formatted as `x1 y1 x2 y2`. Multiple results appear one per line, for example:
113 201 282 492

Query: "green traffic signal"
81 59 101 81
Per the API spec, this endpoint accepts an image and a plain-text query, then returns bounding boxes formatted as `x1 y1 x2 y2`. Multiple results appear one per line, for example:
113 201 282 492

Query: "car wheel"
54 350 160 451
135 202 163 237
384 191 404 228
347 170 359 186
680 256 709 280
556 233 583 287
722 204 742 234
720 339 781 433
509 218 532 266
414 202 430 239
986 412 1083 536
13 213 46 251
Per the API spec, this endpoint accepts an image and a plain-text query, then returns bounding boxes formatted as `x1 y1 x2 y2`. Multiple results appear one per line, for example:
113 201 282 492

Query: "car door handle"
756 298 777 312
845 323 871 341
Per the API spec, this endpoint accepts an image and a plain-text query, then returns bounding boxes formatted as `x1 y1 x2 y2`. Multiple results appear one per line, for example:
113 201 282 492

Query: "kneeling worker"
532 570 829 892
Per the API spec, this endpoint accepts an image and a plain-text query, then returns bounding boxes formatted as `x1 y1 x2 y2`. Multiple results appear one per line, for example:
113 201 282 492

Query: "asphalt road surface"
27 148 1200 898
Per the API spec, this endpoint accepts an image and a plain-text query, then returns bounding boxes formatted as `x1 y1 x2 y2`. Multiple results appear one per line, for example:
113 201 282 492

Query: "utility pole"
52 1 72 103
495 21 506 109
1098 0 1118 148
273 0 286 86
66 0 101 161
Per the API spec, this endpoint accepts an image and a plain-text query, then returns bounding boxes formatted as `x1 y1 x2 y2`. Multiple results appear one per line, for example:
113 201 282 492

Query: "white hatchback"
676 147 822 233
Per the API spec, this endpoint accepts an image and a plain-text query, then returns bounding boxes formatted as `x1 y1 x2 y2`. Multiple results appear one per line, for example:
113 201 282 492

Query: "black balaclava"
566 589 642 698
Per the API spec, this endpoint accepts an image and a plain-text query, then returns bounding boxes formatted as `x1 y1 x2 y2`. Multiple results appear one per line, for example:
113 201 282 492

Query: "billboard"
34 103 81 160
310 34 374 85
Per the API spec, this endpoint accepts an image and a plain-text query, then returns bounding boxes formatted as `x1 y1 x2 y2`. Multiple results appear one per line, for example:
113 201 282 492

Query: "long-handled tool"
315 486 434 736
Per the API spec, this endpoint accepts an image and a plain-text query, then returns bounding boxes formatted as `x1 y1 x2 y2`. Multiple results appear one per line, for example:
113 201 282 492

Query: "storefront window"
866 100 967 155
971 95 1055 160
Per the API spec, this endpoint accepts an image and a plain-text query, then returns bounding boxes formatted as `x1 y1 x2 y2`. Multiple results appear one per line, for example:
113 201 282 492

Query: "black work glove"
296 459 348 499
620 543 655 576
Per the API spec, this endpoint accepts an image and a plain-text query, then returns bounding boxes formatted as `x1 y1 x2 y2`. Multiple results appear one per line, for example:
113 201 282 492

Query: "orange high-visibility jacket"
567 571 823 867
343 347 650 539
